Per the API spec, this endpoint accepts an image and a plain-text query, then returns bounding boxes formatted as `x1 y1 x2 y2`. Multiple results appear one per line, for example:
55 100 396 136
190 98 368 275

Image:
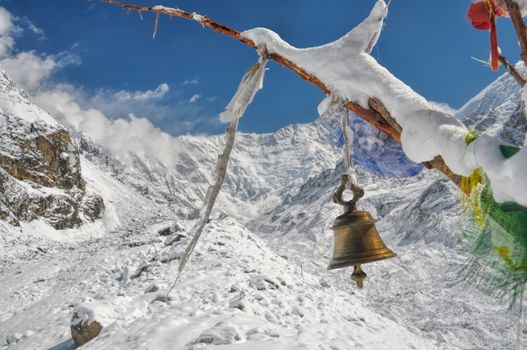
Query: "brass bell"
328 175 396 288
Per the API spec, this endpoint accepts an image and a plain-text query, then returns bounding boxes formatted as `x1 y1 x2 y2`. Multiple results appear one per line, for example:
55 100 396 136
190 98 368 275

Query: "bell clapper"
351 264 367 289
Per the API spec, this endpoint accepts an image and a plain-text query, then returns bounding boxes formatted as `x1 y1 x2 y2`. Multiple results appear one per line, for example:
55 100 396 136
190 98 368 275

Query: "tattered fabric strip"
167 55 268 297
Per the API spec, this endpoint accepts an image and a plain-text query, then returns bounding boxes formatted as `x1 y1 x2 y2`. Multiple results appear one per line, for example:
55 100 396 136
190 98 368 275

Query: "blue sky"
0 0 521 135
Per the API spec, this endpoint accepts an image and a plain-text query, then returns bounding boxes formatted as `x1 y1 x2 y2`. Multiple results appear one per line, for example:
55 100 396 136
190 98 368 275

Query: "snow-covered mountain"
455 65 526 146
0 66 525 349
78 120 339 223
0 71 106 230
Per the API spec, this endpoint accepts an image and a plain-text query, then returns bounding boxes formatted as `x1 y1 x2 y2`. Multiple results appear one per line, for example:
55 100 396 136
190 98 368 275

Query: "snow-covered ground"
0 215 442 350
0 165 520 349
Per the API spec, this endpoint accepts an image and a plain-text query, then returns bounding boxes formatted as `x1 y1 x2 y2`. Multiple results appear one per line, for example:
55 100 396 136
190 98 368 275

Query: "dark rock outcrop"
0 72 105 229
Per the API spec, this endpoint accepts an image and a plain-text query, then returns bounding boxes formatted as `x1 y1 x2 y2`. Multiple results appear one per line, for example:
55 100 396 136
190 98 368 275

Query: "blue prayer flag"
337 113 423 178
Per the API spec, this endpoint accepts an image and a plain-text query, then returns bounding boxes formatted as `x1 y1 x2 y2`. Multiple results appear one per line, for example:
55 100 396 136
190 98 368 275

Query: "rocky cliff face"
0 113 83 190
0 72 103 229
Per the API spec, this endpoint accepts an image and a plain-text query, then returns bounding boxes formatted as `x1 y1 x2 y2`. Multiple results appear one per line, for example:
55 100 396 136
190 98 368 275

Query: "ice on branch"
191 12 206 23
242 0 527 206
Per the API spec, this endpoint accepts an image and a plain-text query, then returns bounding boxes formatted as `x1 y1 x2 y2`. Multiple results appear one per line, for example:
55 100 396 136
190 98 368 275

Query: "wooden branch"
498 54 526 86
102 0 461 186
103 0 253 46
503 0 527 66
368 98 402 139
423 156 462 186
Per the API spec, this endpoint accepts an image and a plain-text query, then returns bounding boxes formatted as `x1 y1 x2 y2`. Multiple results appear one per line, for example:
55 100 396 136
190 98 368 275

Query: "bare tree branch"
102 0 460 186
498 54 526 86
503 0 527 66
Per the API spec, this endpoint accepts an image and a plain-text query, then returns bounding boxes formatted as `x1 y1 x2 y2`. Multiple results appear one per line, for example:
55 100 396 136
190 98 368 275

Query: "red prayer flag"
467 0 506 71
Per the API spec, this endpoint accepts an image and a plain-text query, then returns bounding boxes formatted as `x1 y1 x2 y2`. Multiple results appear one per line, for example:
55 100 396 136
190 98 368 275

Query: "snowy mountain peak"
455 65 526 145
0 70 58 126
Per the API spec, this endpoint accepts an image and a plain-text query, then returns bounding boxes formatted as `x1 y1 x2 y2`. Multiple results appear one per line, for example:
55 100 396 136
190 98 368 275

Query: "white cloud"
0 7 14 34
112 83 169 102
86 83 174 123
14 16 45 39
0 9 46 59
33 86 178 166
1 52 57 90
0 49 81 91
189 94 201 103
182 79 198 85
31 83 220 166
0 6 220 167
0 7 17 57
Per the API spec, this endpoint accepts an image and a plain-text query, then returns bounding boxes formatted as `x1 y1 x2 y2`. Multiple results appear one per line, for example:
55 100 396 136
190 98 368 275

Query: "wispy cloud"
112 83 169 102
0 6 222 167
182 78 198 85
0 50 81 91
0 7 18 57
14 15 45 39
188 94 201 103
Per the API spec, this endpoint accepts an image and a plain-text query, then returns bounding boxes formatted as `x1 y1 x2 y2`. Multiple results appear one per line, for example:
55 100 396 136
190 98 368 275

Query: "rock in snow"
70 307 103 347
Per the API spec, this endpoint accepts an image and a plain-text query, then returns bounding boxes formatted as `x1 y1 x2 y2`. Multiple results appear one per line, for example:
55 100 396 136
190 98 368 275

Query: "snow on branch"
242 1 526 206
103 0 526 206
101 0 406 150
102 0 458 184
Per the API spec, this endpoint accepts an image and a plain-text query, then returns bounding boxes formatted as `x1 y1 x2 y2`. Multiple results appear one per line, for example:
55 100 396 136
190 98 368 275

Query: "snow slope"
0 217 438 350
79 121 339 223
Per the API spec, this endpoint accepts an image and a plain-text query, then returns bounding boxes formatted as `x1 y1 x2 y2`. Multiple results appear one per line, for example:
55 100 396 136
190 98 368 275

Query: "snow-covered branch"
502 0 527 65
103 0 527 206
243 1 526 206
98 5 397 133
102 0 459 185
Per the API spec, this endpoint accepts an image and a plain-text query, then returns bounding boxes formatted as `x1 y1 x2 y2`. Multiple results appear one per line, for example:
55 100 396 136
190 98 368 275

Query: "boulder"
81 194 105 221
70 306 103 347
